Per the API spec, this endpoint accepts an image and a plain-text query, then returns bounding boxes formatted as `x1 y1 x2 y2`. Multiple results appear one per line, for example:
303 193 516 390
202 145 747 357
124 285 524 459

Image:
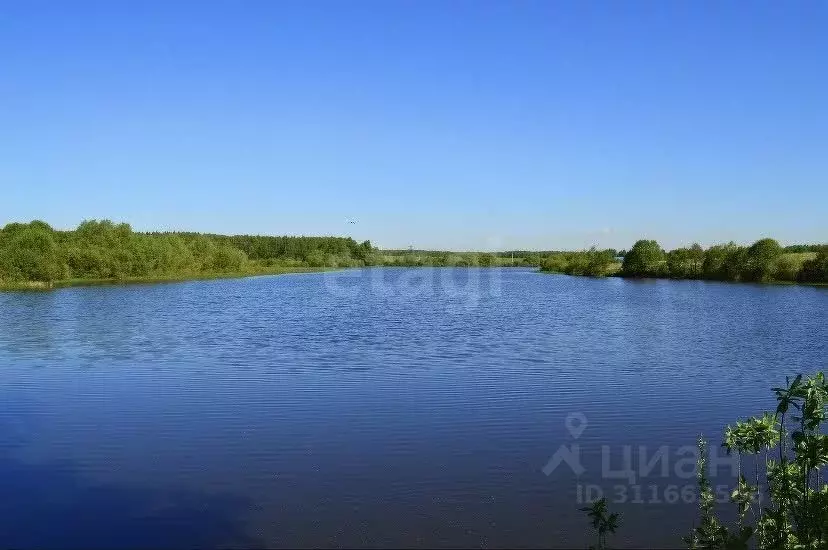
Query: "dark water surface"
1 268 826 548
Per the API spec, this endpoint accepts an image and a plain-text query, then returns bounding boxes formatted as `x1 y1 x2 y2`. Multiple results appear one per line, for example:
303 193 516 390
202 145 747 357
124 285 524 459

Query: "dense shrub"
0 221 66 281
545 238 826 284
741 238 783 282
0 219 376 283
539 248 617 277
799 247 828 283
622 240 666 277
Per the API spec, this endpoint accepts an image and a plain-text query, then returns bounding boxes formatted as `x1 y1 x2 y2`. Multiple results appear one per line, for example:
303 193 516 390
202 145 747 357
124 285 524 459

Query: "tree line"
540 238 827 284
539 248 621 277
0 219 570 286
0 220 374 283
2 220 825 286
377 250 549 267
620 238 827 283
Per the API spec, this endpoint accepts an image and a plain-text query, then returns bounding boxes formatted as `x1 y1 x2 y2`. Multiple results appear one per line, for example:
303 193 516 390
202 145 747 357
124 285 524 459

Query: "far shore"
5 264 827 293
0 266 336 292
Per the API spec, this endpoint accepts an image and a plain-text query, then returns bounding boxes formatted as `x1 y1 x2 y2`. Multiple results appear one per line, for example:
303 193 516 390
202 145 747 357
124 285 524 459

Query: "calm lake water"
1 268 826 548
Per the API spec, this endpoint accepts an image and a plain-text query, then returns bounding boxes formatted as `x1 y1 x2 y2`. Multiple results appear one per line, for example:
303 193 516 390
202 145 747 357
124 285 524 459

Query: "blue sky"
1 0 826 251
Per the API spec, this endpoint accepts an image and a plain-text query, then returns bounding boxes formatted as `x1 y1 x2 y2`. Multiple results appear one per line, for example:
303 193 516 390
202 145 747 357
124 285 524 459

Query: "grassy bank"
0 266 334 292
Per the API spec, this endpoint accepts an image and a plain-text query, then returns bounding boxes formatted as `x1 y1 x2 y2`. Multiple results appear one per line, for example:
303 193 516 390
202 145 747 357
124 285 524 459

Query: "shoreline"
0 266 336 292
538 268 828 287
4 265 827 292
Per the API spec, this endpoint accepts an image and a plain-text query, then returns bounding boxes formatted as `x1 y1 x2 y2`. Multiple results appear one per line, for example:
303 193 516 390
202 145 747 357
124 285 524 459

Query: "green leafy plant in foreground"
686 372 828 549
580 497 620 549
580 373 827 549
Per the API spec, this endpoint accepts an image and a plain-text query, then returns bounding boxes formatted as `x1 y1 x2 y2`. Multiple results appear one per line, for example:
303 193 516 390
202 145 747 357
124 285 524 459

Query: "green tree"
687 243 705 278
351 240 374 265
702 242 745 281
0 222 65 281
208 244 247 271
742 238 783 282
666 245 706 279
583 247 615 277
478 253 495 267
799 247 828 283
621 239 666 277
539 249 615 277
539 254 570 274
304 250 327 268
773 255 801 282
667 247 693 279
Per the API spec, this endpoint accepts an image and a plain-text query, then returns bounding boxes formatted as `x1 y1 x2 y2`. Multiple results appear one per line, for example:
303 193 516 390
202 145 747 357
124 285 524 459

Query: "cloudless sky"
1 0 826 250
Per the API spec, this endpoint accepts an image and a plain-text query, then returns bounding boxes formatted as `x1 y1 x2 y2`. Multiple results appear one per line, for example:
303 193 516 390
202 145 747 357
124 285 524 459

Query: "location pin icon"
565 412 588 439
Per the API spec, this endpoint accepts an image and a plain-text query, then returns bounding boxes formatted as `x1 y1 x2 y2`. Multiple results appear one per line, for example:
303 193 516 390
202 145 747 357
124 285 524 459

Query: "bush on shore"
0 219 375 284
